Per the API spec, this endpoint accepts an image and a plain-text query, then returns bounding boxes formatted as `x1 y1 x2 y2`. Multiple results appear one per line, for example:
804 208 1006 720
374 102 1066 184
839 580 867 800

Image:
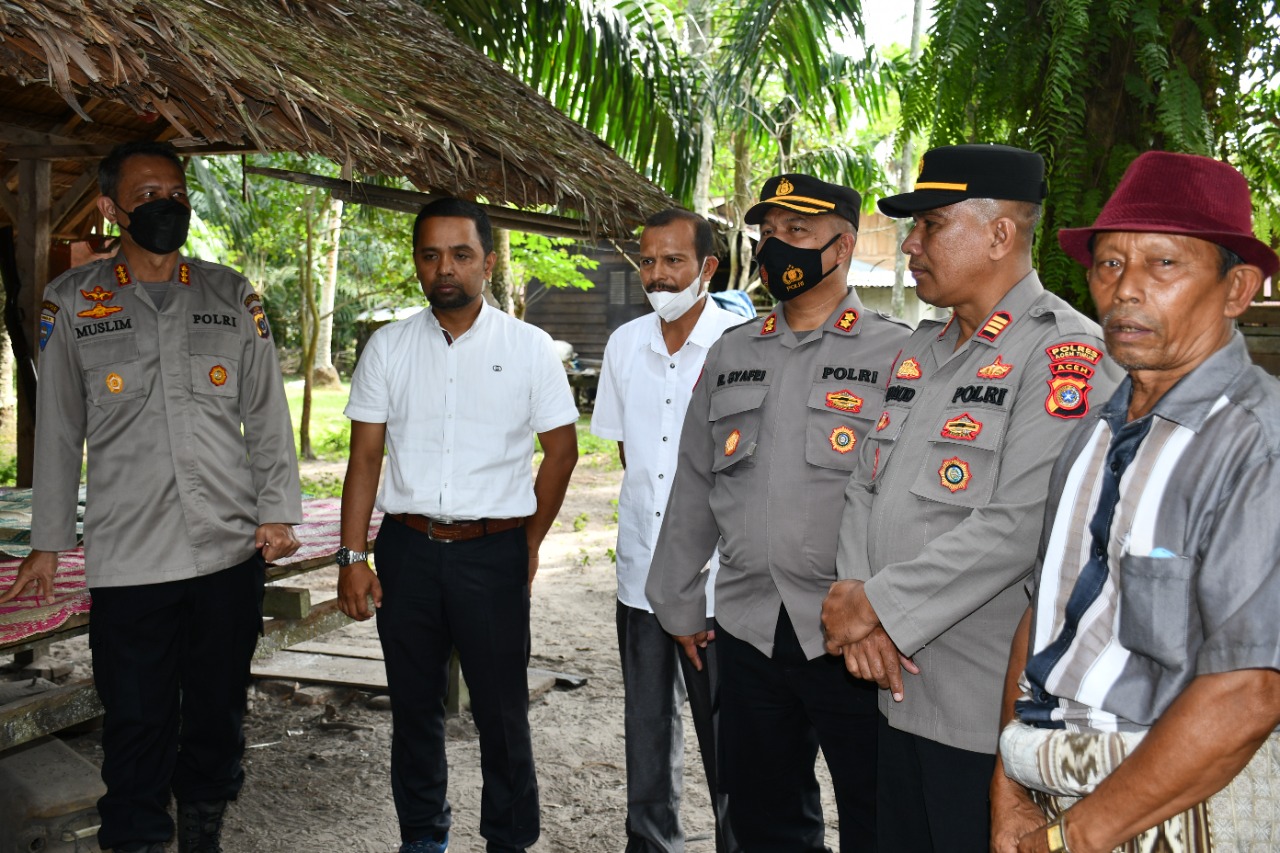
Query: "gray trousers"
616 601 739 853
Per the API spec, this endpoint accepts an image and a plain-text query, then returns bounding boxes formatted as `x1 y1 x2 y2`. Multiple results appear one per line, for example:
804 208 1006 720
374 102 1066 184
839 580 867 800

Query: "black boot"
176 800 228 853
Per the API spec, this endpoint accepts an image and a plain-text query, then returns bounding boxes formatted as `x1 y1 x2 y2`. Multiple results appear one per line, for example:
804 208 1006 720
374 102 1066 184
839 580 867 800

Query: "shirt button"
655 511 661 517
1110 460 1120 474
662 436 668 442
669 362 676 368
666 398 671 404
658 473 664 479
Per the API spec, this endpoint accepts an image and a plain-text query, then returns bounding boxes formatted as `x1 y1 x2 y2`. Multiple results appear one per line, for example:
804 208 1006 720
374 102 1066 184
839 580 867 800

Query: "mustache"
1101 308 1156 332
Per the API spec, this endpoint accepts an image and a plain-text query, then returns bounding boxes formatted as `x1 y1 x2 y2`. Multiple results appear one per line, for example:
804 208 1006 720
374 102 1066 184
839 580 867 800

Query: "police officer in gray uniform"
820 144 1122 852
0 141 302 853
647 174 911 852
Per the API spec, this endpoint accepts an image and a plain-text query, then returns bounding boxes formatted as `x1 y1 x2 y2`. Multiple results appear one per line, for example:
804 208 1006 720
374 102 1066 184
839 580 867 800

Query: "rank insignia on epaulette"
761 313 777 335
113 264 132 286
833 309 858 332
209 365 228 386
80 285 115 303
875 411 890 432
105 373 124 394
250 303 270 339
829 425 856 454
178 264 191 285
977 311 1012 342
976 355 1014 380
939 457 971 492
1046 342 1102 364
896 357 922 380
825 390 863 412
1045 362 1092 419
76 303 124 319
724 429 741 456
941 413 983 441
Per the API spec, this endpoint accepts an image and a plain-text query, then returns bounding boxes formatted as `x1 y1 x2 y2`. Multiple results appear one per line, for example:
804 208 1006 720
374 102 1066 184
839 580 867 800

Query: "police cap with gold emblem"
878 143 1046 218
744 173 861 230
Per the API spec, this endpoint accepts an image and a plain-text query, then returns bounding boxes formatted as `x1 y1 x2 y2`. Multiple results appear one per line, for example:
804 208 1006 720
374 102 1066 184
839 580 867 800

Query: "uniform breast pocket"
709 384 769 474
189 331 240 399
1118 553 1195 670
79 334 145 406
908 407 1010 508
804 383 882 472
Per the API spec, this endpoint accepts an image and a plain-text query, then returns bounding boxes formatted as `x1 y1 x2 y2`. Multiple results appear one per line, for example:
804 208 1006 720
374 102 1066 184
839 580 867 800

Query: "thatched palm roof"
0 0 672 237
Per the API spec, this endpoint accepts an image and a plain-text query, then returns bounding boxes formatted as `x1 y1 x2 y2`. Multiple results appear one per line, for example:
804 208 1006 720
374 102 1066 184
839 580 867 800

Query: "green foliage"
284 381 353 460
512 233 598 293
573 512 589 532
0 453 16 487
905 0 1280 310
300 471 345 499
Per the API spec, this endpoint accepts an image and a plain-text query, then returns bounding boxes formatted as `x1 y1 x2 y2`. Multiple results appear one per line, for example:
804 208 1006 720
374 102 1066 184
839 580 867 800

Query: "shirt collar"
423 297 489 338
937 270 1045 349
1103 332 1255 433
751 286 865 340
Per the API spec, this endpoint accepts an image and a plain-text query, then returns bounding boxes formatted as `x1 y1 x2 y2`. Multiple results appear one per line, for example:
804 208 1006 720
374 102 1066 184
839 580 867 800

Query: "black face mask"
117 198 191 255
756 233 840 302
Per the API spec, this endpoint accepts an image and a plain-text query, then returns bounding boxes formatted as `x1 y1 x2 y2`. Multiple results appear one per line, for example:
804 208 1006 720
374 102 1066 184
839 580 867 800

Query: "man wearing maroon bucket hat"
991 151 1280 852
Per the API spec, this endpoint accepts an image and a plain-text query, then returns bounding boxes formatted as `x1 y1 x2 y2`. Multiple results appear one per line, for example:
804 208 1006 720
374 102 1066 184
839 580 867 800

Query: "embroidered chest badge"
105 372 124 394
833 309 858 332
829 425 856 454
209 365 228 386
875 411 890 432
939 457 972 492
80 285 114 303
940 413 983 441
76 303 124 319
760 314 777 335
825 390 863 413
976 355 1014 380
724 429 741 456
896 357 922 380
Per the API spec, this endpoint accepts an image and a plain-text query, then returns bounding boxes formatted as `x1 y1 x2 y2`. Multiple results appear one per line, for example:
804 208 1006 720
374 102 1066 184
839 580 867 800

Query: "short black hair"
413 197 494 254
98 141 184 199
643 208 714 262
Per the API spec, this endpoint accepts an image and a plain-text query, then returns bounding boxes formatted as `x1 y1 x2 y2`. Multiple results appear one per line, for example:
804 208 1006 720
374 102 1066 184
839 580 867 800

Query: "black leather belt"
391 514 524 543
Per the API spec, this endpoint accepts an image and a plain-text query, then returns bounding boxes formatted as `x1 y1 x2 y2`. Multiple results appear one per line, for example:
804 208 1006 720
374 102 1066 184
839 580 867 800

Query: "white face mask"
646 261 708 322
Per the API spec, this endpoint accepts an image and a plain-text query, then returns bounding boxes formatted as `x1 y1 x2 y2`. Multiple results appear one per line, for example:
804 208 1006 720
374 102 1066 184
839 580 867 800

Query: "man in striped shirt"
992 151 1280 852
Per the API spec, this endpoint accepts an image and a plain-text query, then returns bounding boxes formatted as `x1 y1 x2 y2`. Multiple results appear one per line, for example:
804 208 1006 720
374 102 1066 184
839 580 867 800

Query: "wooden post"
14 159 52 487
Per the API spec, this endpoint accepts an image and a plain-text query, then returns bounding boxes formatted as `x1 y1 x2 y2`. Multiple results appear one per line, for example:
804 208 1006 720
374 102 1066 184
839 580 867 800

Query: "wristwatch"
335 547 369 568
1046 813 1074 853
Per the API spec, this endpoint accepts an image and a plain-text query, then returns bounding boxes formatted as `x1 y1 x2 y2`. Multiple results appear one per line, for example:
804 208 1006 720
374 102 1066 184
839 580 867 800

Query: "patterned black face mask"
755 233 839 302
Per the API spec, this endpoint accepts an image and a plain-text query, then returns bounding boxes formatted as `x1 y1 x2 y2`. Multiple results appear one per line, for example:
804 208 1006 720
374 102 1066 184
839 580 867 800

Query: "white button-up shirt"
345 300 578 519
592 300 744 613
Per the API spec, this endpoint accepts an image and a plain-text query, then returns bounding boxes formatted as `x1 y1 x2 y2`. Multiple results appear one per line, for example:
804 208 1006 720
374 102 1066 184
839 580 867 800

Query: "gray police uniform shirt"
1022 333 1280 732
647 287 911 660
836 272 1122 754
31 256 302 588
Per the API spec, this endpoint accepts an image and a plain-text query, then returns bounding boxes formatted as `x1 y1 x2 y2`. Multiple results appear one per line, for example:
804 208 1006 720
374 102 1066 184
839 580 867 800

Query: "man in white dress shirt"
592 209 745 853
337 197 579 853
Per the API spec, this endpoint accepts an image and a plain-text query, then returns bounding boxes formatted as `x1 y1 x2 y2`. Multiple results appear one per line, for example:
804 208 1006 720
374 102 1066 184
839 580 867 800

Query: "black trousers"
89 553 265 851
717 606 878 853
875 715 995 853
375 517 538 853
616 602 739 853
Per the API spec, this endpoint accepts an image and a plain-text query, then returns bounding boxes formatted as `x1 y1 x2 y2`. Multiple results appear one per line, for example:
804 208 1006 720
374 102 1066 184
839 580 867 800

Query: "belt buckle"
426 519 454 543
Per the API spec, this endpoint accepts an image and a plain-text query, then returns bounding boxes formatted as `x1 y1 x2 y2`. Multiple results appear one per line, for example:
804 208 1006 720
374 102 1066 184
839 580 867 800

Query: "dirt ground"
47 460 839 853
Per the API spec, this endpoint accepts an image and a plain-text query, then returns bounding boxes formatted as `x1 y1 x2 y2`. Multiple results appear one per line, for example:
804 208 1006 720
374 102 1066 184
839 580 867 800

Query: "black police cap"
878 144 1046 218
744 173 861 230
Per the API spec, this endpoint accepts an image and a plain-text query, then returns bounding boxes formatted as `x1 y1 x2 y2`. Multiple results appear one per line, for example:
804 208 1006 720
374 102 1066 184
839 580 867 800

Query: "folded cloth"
999 719 1280 851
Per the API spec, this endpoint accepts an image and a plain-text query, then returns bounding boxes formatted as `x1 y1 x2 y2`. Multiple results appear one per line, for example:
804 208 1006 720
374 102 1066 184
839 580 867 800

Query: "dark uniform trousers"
616 603 738 853
875 716 996 852
375 517 539 853
89 552 266 850
717 606 878 852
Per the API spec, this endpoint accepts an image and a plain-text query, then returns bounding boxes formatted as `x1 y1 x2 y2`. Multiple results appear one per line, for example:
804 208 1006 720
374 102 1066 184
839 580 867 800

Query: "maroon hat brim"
1059 223 1280 279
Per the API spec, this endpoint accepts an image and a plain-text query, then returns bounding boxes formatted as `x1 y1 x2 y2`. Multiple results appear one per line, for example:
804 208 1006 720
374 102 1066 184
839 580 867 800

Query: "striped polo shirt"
1019 333 1280 733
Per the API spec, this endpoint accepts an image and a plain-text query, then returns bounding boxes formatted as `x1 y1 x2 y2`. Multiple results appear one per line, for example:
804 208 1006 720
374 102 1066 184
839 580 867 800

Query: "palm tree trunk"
489 227 517 315
728 127 753 291
314 196 342 388
893 0 926 319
